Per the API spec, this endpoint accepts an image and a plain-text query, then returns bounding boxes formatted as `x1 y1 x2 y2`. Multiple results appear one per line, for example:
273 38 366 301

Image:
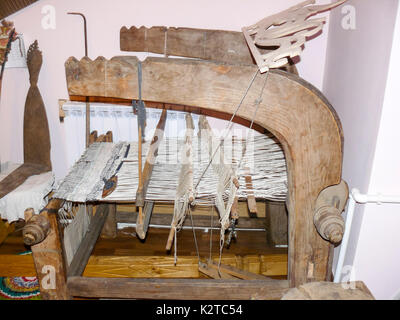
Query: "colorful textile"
0 20 16 66
0 251 41 300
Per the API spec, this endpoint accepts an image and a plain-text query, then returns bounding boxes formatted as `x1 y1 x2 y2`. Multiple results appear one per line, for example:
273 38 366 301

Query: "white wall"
0 0 332 181
323 0 400 299
351 2 400 300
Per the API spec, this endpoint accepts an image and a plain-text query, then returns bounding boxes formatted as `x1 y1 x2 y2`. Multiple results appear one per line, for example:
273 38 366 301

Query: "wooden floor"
94 226 286 256
0 220 287 279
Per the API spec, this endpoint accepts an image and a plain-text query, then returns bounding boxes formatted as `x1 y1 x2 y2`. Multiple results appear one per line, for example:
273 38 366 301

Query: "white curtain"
62 102 202 169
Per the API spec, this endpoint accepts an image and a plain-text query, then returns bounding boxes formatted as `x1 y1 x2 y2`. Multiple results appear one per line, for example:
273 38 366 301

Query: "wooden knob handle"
314 206 344 244
23 213 51 246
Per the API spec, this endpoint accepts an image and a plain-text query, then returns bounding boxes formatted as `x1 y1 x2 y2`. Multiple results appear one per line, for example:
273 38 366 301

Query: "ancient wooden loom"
21 0 350 300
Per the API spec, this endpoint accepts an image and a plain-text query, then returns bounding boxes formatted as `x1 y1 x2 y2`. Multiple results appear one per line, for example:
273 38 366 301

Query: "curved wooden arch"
65 56 343 287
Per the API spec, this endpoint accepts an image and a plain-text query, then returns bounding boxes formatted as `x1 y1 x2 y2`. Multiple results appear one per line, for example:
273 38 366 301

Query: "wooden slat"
67 204 110 277
198 261 236 279
135 109 168 207
0 163 49 199
68 276 289 300
135 201 154 240
265 201 288 246
64 56 343 286
0 1 39 21
205 260 270 280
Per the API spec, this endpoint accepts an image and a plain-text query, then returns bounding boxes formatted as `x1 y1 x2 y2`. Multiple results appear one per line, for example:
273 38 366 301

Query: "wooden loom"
21 1 351 300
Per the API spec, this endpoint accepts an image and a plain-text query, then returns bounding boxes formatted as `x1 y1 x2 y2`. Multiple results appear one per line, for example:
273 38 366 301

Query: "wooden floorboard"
0 223 287 279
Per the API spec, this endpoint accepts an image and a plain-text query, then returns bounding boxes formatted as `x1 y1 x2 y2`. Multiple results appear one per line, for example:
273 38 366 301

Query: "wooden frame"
30 53 343 299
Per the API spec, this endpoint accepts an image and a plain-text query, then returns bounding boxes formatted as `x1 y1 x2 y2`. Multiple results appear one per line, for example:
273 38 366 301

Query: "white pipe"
352 188 400 204
334 194 355 283
334 188 400 283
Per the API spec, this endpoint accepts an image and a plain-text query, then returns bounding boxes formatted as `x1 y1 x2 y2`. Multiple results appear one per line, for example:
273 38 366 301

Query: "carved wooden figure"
24 41 52 170
242 0 347 72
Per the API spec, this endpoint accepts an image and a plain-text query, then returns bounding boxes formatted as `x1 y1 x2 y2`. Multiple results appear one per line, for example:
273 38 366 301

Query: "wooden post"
31 198 70 300
101 203 117 238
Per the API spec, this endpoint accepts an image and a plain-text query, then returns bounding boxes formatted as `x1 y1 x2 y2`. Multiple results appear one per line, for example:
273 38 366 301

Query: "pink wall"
0 0 333 180
323 0 399 299
352 1 400 300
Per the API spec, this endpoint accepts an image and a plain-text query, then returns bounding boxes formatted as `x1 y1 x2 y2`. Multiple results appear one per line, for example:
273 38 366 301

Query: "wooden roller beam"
65 56 343 287
23 208 51 246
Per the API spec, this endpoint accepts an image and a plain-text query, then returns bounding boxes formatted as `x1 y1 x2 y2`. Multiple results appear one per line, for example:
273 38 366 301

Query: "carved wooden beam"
242 0 347 72
121 26 251 65
24 41 52 170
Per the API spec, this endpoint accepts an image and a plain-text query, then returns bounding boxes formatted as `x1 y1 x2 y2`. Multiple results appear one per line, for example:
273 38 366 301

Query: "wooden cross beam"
67 276 289 300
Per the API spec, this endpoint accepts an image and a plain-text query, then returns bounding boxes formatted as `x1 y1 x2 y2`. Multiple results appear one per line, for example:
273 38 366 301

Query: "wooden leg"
0 219 15 246
31 199 70 300
101 203 117 238
265 201 288 247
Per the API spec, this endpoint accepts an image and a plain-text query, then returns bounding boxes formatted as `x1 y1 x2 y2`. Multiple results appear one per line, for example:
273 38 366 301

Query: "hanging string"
188 206 201 263
194 69 259 191
216 70 271 269
237 70 270 171
209 205 214 262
